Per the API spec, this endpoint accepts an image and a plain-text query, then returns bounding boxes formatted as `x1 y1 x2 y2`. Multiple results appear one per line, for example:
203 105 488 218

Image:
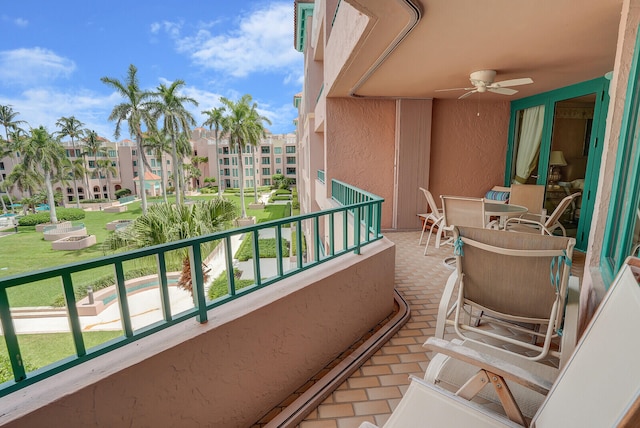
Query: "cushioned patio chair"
436 195 486 251
435 226 576 363
509 184 546 223
504 192 581 236
418 187 444 255
360 257 640 427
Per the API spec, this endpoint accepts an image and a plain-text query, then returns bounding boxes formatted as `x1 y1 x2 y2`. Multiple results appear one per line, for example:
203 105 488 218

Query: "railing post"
0 288 26 382
114 262 134 337
225 236 236 296
354 206 361 255
314 216 320 262
296 220 304 268
252 232 262 287
156 251 172 322
275 225 284 277
189 244 208 323
329 213 335 256
62 272 86 357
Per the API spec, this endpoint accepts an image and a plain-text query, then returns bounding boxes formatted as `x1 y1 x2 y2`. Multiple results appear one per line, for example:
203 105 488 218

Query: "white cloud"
0 48 76 86
0 89 119 140
150 20 182 38
14 18 28 27
167 2 302 78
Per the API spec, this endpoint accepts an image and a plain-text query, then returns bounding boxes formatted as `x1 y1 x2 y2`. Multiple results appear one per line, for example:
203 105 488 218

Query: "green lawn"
0 191 290 307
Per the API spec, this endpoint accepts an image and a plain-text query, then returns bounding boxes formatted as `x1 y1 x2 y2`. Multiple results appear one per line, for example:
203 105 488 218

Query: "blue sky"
0 1 303 139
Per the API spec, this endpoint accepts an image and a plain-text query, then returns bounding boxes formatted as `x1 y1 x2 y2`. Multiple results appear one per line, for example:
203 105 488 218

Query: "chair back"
509 184 546 216
452 226 575 360
544 192 581 228
533 258 640 426
419 187 440 215
441 196 486 229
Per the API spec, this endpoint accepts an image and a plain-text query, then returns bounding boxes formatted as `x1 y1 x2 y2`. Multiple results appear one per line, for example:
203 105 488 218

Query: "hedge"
0 354 37 383
207 268 255 300
18 208 86 226
274 189 292 195
234 236 290 261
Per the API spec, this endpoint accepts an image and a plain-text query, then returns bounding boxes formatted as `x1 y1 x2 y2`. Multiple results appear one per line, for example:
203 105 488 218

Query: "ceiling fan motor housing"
469 70 497 87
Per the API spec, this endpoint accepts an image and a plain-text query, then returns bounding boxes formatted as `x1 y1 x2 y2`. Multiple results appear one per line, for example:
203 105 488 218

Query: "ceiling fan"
436 70 534 99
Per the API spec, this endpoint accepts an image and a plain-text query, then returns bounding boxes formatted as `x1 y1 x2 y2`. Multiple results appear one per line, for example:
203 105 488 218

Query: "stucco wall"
325 98 396 229
0 239 396 428
581 0 640 331
429 99 511 204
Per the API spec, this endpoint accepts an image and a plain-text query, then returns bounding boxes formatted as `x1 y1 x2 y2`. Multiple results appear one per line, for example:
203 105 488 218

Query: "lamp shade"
549 151 567 166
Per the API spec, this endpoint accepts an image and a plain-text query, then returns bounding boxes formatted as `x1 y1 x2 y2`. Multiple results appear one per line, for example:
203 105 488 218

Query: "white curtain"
514 105 545 183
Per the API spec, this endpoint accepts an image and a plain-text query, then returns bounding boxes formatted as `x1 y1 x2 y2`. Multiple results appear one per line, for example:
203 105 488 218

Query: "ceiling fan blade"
488 87 518 96
435 87 475 92
458 90 477 99
490 77 533 88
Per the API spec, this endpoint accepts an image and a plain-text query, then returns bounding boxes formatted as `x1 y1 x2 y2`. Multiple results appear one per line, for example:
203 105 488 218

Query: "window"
108 150 116 157
111 161 117 167
274 147 282 154
262 157 270 165
262 168 270 175
247 180 254 187
233 179 239 188
245 168 253 176
67 188 73 194
146 149 152 156
134 171 138 177
261 146 270 154
232 169 238 177
245 156 253 165
0 162 3 170
223 158 229 165
132 150 137 155
263 179 271 185
76 149 81 157
276 169 282 174
132 161 137 167
286 157 296 164
286 167 296 174
276 158 281 164
224 168 230 176
232 157 238 166
88 160 95 168
286 146 296 153
223 147 229 154
151 159 156 167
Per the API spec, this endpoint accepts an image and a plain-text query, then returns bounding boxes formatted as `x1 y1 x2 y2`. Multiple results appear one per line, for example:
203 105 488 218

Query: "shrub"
0 354 37 384
200 187 218 194
271 195 292 201
207 268 254 300
18 208 85 226
51 266 161 307
234 235 290 261
115 188 132 199
274 189 291 195
290 230 307 256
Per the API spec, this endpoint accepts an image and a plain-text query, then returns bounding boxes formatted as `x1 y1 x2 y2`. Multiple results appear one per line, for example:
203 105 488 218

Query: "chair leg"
419 216 429 245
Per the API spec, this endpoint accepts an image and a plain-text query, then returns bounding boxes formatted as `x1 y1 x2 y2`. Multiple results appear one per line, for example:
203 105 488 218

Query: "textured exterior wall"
581 0 640 330
0 239 395 428
429 99 511 203
326 98 396 229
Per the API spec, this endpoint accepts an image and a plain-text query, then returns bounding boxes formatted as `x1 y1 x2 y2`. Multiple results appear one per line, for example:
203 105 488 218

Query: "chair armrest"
559 276 580 369
435 270 459 338
504 217 552 235
424 337 553 395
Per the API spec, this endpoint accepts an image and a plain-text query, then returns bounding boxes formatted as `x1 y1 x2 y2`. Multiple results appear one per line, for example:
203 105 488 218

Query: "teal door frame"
505 77 610 251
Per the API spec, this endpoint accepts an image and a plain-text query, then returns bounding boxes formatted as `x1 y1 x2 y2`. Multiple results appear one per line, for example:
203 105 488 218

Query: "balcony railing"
317 169 325 183
0 180 383 397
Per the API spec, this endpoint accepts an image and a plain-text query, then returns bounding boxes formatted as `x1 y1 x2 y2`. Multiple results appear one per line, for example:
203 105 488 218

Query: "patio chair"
435 226 576 363
504 192 581 236
508 184 546 223
418 187 444 255
360 257 640 428
436 195 486 250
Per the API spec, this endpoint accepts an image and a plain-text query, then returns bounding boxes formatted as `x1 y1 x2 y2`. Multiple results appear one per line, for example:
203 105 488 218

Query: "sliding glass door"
506 78 610 251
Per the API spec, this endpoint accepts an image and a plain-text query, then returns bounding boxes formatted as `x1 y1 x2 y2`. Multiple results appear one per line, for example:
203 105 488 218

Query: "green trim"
601 25 640 285
295 3 315 52
506 77 610 251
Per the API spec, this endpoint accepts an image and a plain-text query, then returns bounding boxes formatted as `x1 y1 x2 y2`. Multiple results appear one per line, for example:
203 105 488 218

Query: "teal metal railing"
317 169 325 183
0 180 383 397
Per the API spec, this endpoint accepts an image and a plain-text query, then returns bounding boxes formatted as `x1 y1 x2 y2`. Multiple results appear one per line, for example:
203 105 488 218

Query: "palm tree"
5 163 41 199
143 129 171 203
175 133 193 201
21 127 65 223
96 159 117 200
201 106 226 196
55 116 85 208
0 105 26 210
101 64 155 214
149 80 198 205
103 198 237 296
220 95 271 219
190 155 208 189
81 130 107 199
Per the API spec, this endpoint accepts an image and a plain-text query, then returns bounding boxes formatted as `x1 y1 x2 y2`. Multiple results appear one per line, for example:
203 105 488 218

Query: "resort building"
190 128 298 190
3 0 640 426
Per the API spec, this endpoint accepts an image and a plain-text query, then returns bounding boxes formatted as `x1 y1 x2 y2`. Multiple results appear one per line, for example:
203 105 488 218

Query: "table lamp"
548 150 567 185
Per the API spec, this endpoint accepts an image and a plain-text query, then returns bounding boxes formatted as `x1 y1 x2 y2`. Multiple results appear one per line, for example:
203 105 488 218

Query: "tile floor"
296 230 585 428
